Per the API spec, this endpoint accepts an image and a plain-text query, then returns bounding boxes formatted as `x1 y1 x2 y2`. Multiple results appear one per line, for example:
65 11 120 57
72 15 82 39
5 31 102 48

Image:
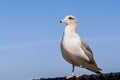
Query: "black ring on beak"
60 20 62 23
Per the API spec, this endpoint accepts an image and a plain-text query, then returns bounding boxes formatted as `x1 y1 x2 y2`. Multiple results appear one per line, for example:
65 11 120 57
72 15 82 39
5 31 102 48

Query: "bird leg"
76 65 83 78
66 65 75 79
72 65 75 76
80 65 82 75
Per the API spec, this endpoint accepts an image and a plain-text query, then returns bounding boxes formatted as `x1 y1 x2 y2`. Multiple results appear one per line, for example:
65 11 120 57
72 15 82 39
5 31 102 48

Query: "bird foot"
76 74 83 78
66 74 75 79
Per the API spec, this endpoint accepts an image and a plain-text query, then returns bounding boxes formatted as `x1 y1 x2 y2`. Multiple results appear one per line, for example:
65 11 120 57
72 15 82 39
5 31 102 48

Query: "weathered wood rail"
33 72 120 80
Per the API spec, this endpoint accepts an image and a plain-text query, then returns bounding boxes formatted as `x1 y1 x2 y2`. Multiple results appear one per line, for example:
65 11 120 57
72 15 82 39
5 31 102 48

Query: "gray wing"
80 39 96 64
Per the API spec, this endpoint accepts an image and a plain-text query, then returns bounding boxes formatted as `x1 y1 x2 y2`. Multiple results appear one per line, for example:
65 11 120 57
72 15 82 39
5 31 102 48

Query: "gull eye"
69 17 73 20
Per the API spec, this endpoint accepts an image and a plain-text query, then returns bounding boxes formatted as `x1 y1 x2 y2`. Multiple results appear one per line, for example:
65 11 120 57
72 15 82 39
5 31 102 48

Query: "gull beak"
60 20 62 23
60 19 65 23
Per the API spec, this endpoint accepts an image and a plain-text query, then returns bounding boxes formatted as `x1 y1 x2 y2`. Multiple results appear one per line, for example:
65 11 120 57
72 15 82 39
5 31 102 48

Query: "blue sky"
0 0 120 80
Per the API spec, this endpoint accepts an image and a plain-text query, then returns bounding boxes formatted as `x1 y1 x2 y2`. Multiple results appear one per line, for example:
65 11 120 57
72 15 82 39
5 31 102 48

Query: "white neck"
64 24 77 34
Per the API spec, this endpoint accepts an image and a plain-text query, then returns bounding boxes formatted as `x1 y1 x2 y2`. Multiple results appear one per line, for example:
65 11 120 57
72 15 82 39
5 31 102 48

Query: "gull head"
60 15 77 25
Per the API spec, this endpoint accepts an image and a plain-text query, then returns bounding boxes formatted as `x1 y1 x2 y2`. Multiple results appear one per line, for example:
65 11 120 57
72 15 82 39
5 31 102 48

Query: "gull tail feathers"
86 64 102 74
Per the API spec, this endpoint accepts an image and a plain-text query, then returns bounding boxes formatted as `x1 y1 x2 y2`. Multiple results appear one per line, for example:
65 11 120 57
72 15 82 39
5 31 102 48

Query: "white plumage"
60 15 102 77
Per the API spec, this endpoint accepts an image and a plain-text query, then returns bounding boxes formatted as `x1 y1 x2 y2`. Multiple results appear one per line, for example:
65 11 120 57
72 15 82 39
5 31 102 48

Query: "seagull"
60 15 102 78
